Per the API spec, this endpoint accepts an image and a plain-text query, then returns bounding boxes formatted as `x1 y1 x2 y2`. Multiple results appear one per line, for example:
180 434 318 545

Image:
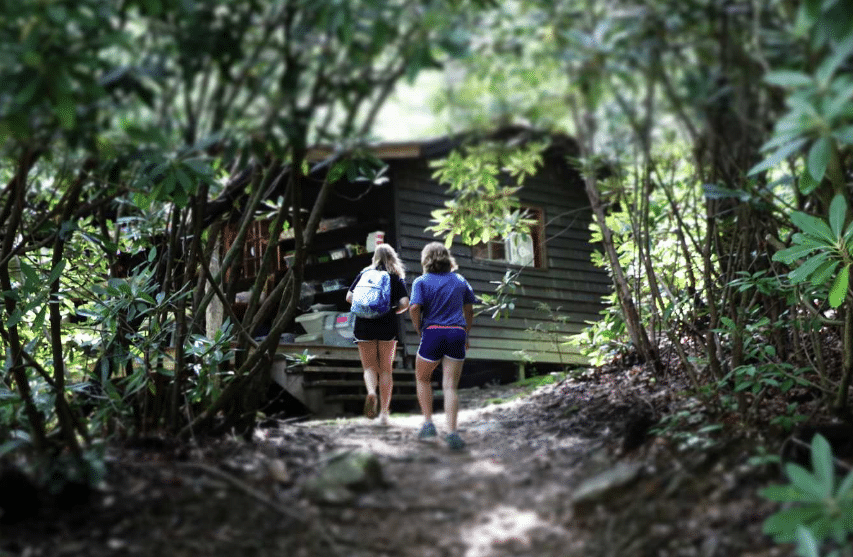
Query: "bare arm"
409 303 422 336
463 303 473 348
396 296 410 314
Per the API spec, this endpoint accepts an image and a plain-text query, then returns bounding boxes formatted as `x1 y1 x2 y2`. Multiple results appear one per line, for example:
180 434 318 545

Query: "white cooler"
294 311 338 335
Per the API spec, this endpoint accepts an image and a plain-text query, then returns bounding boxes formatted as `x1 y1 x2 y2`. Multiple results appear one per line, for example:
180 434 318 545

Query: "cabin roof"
306 125 580 163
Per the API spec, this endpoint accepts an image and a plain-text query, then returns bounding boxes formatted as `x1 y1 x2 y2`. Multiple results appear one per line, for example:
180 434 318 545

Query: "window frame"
471 206 546 270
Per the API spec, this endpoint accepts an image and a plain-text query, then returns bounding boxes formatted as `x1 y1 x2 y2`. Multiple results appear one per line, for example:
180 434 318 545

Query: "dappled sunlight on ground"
336 433 411 458
461 505 559 557
465 457 506 476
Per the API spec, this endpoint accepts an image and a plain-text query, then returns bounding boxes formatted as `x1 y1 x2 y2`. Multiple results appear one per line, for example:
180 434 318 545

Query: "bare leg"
415 356 440 424
376 340 397 416
357 341 380 418
441 357 464 432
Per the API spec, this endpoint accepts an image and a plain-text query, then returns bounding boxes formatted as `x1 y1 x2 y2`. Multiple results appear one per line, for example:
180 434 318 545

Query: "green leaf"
773 244 820 264
829 264 850 307
18 260 39 290
763 506 824 542
816 33 853 85
32 305 47 332
703 184 749 201
765 70 813 88
345 160 358 182
787 462 828 499
836 468 853 498
794 526 820 557
835 125 853 144
829 194 847 237
47 260 66 285
806 515 835 545
160 172 177 195
787 93 820 118
826 81 853 119
791 211 836 244
750 137 809 176
792 233 832 249
810 434 834 496
811 259 840 285
789 253 829 284
105 286 122 299
807 137 831 183
800 170 820 195
761 132 808 154
5 309 23 328
174 166 194 194
327 160 348 183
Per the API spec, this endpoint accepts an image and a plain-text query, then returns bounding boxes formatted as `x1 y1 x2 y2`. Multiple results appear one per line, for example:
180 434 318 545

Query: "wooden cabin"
219 128 611 413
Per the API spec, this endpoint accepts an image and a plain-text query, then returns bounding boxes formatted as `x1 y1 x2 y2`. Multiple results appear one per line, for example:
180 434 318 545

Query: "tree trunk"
48 160 96 453
583 173 658 367
0 149 47 452
835 299 853 413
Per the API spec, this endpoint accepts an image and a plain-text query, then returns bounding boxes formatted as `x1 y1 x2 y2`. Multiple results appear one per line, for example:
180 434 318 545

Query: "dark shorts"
352 313 398 342
417 325 467 362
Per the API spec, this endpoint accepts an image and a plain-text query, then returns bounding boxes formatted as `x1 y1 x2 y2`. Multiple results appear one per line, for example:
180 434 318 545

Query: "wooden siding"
391 158 610 366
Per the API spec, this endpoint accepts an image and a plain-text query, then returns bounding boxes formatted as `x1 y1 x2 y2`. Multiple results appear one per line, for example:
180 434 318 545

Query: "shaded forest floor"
1 362 824 557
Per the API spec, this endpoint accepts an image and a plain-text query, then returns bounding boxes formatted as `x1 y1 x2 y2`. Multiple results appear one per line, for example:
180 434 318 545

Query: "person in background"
346 244 409 426
408 242 475 450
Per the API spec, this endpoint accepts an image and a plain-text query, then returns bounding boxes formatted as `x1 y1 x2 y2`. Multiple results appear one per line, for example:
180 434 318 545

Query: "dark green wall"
390 155 610 366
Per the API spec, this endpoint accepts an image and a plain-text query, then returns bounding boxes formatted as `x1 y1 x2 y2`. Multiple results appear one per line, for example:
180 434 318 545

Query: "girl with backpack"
346 244 409 425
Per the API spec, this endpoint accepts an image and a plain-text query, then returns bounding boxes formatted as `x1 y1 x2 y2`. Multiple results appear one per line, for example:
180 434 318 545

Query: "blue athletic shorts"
417 325 467 362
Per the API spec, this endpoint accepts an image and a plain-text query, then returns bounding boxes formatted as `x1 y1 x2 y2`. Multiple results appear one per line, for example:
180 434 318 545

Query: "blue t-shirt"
410 272 476 329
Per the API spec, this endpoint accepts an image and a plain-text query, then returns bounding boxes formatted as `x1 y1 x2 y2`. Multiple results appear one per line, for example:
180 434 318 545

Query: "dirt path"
1 374 785 557
279 375 783 557
298 384 596 557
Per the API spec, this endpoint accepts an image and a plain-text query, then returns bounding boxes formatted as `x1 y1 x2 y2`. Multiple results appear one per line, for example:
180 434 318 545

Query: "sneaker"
418 422 437 440
363 393 378 419
378 412 389 426
445 432 466 451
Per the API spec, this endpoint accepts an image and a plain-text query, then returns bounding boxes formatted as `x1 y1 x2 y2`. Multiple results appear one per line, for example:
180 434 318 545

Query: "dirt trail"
268 378 632 557
1 374 783 557
299 385 596 557
281 375 782 557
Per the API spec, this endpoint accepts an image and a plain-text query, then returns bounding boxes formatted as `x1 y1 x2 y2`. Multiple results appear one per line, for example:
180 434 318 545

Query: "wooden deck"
271 343 439 416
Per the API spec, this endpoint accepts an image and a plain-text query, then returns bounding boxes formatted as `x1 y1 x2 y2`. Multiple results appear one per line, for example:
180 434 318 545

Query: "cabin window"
471 207 544 268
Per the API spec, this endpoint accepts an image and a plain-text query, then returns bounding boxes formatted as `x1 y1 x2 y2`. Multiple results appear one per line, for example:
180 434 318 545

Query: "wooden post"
518 362 526 382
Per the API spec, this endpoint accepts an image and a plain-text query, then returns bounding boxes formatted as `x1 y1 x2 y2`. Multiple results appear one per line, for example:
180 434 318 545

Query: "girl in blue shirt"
409 242 476 450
